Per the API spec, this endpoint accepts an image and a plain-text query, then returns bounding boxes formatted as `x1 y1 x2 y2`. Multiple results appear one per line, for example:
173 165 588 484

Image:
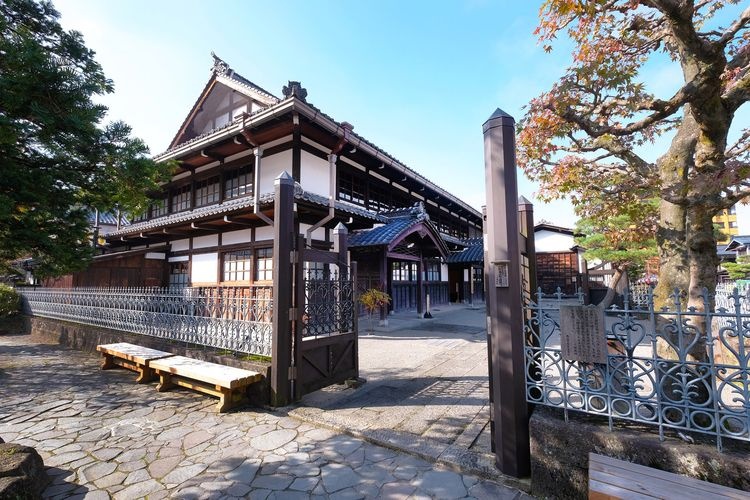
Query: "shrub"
0 285 20 317
359 288 391 334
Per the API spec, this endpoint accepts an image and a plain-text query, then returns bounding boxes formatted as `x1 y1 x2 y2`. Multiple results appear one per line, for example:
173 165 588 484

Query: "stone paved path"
290 306 500 480
0 331 530 499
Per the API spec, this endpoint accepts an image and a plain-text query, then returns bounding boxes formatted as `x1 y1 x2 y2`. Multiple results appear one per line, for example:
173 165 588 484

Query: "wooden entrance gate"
292 231 358 400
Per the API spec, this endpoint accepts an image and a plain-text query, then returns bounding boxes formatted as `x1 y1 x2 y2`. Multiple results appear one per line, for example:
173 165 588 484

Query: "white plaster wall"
299 223 326 242
534 230 575 253
301 151 330 197
191 253 218 284
193 234 218 249
441 264 449 282
736 203 750 235
259 150 292 195
171 238 190 252
255 225 274 242
222 229 252 246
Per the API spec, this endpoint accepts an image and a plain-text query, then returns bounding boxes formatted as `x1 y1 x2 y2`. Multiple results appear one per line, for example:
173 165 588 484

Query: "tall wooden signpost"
483 109 530 477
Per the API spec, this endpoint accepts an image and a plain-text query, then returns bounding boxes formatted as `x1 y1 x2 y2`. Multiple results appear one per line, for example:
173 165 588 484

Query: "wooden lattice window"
223 250 252 282
224 164 253 199
255 247 273 281
171 185 191 212
195 177 220 207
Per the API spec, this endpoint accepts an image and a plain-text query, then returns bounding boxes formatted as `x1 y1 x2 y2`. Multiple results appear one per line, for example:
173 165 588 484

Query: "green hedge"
0 284 20 317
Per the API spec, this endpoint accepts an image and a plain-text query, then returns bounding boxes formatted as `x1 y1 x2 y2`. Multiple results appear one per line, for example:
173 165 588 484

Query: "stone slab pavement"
0 328 531 499
289 304 519 488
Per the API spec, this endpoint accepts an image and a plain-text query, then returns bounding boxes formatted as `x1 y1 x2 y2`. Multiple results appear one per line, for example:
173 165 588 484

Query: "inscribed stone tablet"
559 305 607 364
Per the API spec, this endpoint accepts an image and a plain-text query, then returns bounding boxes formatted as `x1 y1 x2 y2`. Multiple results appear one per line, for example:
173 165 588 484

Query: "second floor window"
171 185 191 212
225 164 253 199
151 198 168 218
338 171 365 206
195 177 220 207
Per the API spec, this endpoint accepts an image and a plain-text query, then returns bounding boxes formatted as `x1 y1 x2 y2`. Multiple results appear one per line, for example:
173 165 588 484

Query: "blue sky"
53 0 748 228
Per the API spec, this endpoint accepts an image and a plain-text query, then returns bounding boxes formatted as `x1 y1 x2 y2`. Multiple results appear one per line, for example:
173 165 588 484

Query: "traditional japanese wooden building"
74 55 483 313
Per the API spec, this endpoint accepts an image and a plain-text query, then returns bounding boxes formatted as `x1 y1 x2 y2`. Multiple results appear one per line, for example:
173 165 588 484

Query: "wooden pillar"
416 253 424 317
380 249 388 326
270 171 295 407
483 108 530 477
518 196 537 302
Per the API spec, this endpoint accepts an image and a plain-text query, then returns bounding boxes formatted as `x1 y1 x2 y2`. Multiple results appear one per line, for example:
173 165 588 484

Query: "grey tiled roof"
104 187 384 238
446 243 483 264
88 211 129 227
349 203 432 248
348 217 420 247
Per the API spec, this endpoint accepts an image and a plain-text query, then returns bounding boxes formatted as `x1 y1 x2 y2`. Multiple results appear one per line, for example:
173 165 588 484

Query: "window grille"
255 247 273 281
223 249 252 282
338 171 365 206
195 177 220 206
171 185 191 212
224 164 253 199
169 261 189 287
151 198 168 218
424 261 441 281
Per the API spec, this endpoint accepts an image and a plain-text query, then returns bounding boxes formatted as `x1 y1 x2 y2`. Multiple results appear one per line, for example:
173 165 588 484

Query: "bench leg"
216 387 233 413
156 372 174 392
101 353 114 370
135 366 155 384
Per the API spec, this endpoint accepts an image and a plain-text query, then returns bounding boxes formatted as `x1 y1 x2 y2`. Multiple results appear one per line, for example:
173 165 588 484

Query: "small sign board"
559 305 607 364
494 262 509 288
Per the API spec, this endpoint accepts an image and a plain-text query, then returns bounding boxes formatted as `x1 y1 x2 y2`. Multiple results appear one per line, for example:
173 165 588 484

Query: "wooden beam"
223 216 254 226
162 228 190 237
190 222 212 230
241 129 260 147
200 149 225 163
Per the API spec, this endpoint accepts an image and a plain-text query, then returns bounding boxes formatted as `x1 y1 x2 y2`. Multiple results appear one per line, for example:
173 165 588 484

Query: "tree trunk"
598 265 624 310
654 200 689 309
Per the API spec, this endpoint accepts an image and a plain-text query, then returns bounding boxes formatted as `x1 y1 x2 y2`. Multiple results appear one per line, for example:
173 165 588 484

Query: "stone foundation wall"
27 316 272 406
529 405 750 499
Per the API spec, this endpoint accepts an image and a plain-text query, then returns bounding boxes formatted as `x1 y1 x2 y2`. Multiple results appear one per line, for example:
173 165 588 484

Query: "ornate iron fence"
525 286 750 451
300 267 356 338
20 286 273 356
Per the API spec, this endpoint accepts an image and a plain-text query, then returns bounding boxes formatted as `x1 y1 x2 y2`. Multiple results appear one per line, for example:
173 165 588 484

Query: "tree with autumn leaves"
519 0 750 318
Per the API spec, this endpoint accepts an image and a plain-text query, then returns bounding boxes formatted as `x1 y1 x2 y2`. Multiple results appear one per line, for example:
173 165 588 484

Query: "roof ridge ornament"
411 201 429 221
211 52 233 77
282 81 308 102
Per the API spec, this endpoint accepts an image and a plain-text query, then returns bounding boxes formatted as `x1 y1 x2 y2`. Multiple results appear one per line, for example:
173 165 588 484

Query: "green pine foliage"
575 209 658 279
0 0 173 278
722 256 750 281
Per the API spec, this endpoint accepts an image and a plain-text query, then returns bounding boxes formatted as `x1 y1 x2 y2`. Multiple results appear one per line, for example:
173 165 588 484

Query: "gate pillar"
270 171 295 407
483 109 530 477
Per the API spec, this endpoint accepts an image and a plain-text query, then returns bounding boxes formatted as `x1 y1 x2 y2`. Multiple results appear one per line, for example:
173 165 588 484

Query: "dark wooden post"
519 196 537 301
483 108 530 477
271 171 295 407
416 256 424 317
380 249 388 326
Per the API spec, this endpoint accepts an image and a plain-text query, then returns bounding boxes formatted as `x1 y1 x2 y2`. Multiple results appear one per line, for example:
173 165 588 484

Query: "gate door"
293 237 358 399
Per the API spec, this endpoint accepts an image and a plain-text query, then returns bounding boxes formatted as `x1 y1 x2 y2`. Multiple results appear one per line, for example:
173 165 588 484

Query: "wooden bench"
589 453 748 499
97 342 175 383
148 356 262 413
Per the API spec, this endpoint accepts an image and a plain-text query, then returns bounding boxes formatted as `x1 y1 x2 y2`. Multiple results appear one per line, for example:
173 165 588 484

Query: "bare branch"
723 69 750 110
717 5 750 46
